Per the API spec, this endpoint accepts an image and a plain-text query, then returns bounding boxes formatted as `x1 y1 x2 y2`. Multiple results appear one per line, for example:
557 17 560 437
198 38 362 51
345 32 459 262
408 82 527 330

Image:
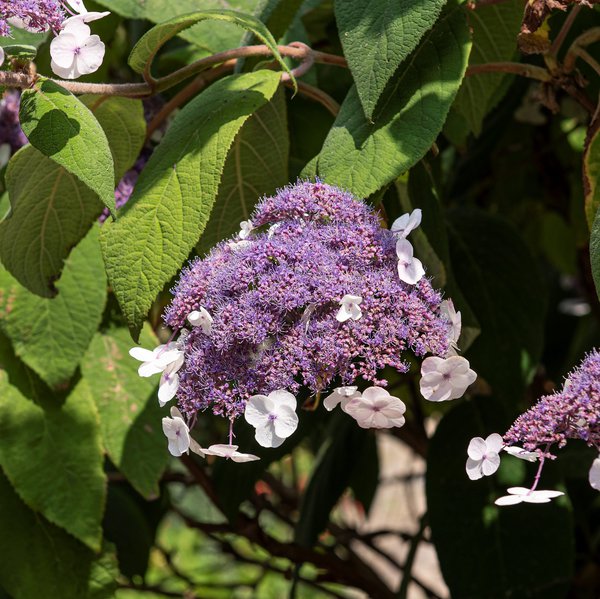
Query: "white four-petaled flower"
187 307 213 334
494 487 564 506
161 407 204 457
440 299 462 355
336 294 363 322
466 433 503 480
396 238 425 285
323 386 361 411
244 389 299 448
503 446 538 462
129 342 183 378
201 444 260 462
391 209 422 238
50 18 106 79
419 355 477 402
239 220 253 239
344 387 406 429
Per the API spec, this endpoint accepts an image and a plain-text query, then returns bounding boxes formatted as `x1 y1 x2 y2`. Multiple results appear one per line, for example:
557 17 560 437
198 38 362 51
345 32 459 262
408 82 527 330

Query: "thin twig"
284 80 340 116
549 5 582 57
564 27 600 72
466 62 552 82
397 513 428 599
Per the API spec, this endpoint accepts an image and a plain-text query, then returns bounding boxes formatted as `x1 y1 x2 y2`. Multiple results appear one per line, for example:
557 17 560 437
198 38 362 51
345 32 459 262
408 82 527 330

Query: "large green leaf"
335 0 447 119
447 209 546 399
314 4 471 198
197 88 289 254
584 119 600 228
591 206 600 301
0 98 145 298
0 226 107 389
80 96 146 182
0 472 116 599
0 147 103 297
128 9 292 85
82 326 168 499
101 71 280 340
19 78 115 213
427 399 573 598
0 376 106 551
453 0 522 135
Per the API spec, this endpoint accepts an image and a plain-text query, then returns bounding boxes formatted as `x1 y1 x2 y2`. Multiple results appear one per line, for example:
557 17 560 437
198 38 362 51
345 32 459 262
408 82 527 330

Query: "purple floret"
0 1 65 36
164 181 452 420
504 350 600 455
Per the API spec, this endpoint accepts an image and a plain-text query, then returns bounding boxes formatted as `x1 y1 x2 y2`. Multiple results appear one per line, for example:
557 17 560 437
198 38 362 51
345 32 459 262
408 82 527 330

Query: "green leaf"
591 206 600 301
584 119 600 228
295 414 370 547
1 44 38 60
0 28 47 49
80 96 146 181
19 78 116 213
453 0 523 135
335 0 447 119
82 326 168 499
0 147 103 297
0 471 116 599
100 71 280 340
427 399 573 598
0 226 107 389
128 9 293 88
0 376 106 551
315 4 471 198
197 88 289 254
447 209 547 399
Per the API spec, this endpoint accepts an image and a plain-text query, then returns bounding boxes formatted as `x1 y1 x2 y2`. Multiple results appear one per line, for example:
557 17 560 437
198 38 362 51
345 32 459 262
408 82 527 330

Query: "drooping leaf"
447 209 547 399
19 78 115 213
335 0 447 119
0 376 106 551
591 206 600 301
314 4 471 198
427 399 573 598
80 96 146 181
0 226 107 389
100 71 280 340
128 9 293 87
295 414 370 547
0 147 103 297
197 88 289 254
0 471 116 599
82 325 168 499
453 0 523 135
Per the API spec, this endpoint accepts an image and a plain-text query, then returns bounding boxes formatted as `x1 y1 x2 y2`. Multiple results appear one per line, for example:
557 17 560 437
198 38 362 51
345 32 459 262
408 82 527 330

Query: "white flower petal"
589 457 600 490
129 347 155 362
336 294 363 322
481 453 500 476
255 421 284 448
268 389 296 410
187 307 213 334
391 209 421 237
273 405 299 438
162 416 190 457
467 437 487 460
485 433 504 454
189 437 205 458
466 457 483 480
503 446 538 462
50 32 79 68
244 394 273 428
0 48 4 69
495 494 524 506
158 371 179 406
75 36 105 75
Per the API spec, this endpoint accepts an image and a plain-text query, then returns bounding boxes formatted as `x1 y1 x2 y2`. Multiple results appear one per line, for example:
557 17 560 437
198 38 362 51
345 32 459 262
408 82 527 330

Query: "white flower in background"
440 299 461 355
494 487 564 506
344 386 406 429
336 294 363 323
162 407 190 457
391 208 422 238
50 19 105 79
503 446 538 462
187 307 213 335
129 342 184 378
323 386 361 411
396 238 425 285
202 444 260 462
466 433 503 480
244 389 299 448
239 220 253 239
0 47 4 68
419 355 477 402
589 456 600 491
0 144 10 170
63 0 110 24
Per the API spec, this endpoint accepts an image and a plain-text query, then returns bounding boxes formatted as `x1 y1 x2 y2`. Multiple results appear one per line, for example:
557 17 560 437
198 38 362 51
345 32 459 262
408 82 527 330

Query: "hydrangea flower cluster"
0 0 109 79
131 181 479 460
466 350 600 506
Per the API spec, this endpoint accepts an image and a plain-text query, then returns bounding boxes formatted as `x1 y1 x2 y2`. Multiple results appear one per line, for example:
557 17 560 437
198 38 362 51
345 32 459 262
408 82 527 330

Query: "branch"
564 27 600 72
466 62 552 82
549 5 582 57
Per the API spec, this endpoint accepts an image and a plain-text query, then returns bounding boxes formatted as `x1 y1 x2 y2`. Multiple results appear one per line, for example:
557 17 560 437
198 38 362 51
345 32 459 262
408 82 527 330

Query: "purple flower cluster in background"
0 0 65 36
164 181 452 420
504 350 600 456
0 91 27 154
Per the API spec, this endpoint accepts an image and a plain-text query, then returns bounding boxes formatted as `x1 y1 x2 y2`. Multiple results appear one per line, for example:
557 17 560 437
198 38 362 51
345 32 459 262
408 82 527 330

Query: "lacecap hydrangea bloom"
466 349 600 506
132 181 478 459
